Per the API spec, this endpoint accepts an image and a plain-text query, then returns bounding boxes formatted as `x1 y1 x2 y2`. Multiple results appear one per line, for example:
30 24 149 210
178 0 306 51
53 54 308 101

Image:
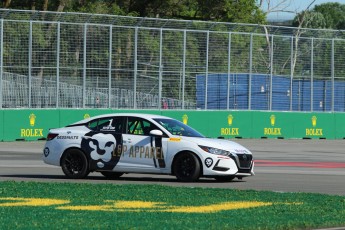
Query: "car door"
81 116 125 172
119 116 167 173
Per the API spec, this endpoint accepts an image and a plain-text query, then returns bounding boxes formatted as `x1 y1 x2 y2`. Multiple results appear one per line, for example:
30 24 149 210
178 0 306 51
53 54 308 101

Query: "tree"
292 11 326 29
313 2 345 29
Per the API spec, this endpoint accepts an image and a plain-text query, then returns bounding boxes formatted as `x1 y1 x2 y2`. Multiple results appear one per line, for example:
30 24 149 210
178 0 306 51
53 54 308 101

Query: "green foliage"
293 11 327 29
4 0 266 24
293 2 345 30
314 2 345 30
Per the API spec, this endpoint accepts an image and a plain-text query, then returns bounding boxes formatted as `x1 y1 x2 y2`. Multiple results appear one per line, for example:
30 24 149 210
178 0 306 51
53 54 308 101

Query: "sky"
265 0 345 21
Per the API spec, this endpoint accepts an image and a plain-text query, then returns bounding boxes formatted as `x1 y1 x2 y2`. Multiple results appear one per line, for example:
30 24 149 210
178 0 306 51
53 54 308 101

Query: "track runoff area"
0 139 344 229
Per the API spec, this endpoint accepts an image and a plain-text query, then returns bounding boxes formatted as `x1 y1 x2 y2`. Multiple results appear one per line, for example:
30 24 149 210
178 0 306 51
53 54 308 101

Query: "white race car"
43 113 254 182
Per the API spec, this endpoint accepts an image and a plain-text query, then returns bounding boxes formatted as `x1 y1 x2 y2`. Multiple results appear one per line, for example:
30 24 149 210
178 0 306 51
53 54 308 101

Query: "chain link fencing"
1 9 345 111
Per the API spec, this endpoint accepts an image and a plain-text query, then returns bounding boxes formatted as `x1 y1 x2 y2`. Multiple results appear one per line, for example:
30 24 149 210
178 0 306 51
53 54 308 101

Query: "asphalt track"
0 139 345 196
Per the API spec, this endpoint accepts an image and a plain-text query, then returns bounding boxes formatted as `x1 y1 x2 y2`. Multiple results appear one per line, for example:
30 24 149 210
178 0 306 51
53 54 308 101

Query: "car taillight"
47 133 59 141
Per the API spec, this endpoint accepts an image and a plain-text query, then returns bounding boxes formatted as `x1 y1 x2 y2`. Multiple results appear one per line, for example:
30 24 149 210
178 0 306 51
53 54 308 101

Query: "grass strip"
0 181 344 229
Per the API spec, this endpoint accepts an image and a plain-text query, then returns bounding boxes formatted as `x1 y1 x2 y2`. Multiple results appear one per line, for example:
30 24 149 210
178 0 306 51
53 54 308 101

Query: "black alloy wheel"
173 152 201 182
61 149 89 179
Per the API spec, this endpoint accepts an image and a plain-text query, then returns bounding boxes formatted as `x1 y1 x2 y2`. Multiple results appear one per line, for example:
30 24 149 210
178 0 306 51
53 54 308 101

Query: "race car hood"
177 136 252 155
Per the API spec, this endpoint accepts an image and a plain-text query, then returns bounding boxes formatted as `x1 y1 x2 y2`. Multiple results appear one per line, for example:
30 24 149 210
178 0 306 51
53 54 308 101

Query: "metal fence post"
182 30 186 110
290 36 293 111
56 22 60 108
108 25 112 108
83 23 87 108
331 39 335 112
133 27 138 109
158 28 163 110
311 38 314 112
29 21 33 108
205 31 209 110
269 35 274 111
249 33 253 110
227 32 231 110
0 19 3 109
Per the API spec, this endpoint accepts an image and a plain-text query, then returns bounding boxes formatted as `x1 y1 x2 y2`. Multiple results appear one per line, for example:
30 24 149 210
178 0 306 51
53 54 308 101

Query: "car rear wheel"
61 149 89 179
173 152 200 182
214 176 235 182
100 171 124 179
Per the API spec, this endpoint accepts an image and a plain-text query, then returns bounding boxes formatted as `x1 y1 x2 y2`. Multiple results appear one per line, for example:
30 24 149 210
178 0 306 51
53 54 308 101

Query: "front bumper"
203 153 254 177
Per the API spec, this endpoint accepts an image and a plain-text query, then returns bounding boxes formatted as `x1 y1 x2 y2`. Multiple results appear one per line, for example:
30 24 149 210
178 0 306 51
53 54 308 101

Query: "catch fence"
1 9 345 111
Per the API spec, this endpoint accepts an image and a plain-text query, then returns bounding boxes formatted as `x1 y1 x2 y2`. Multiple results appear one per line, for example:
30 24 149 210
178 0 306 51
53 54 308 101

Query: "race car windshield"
153 118 204 138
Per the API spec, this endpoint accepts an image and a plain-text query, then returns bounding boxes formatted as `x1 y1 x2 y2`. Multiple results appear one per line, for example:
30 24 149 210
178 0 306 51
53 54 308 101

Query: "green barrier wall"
0 110 3 141
0 109 344 141
2 110 60 141
293 113 335 139
161 111 253 138
335 113 345 139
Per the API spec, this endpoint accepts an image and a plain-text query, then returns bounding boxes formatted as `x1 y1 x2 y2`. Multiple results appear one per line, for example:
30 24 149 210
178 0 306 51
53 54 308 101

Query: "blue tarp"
196 73 345 111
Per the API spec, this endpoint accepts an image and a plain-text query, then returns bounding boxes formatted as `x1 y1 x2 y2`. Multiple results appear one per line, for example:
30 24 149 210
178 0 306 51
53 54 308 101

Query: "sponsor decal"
305 116 323 137
43 147 50 157
227 114 233 126
56 136 79 140
234 149 248 154
221 127 239 136
101 126 115 131
89 133 116 168
182 114 188 125
112 145 164 160
270 114 275 126
80 132 166 171
205 158 213 168
29 113 36 126
220 114 240 136
20 113 44 138
81 132 120 170
0 197 300 213
169 137 181 142
263 114 282 136
151 135 165 168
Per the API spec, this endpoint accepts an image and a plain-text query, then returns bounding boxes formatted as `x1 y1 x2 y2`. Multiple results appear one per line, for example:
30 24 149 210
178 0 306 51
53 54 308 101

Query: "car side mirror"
149 129 163 136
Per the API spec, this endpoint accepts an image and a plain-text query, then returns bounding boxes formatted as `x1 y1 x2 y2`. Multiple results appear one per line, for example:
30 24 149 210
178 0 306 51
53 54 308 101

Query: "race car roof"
70 113 172 126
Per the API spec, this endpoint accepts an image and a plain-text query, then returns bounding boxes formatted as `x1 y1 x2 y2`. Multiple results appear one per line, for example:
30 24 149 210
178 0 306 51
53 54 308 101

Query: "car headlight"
199 145 232 156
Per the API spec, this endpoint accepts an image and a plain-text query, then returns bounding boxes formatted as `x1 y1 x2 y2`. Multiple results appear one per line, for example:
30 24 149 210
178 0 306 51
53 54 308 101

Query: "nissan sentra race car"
43 113 254 182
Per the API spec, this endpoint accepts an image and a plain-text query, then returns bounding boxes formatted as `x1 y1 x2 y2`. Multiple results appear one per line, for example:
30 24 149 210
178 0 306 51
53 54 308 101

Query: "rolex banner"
0 109 343 141
1 110 59 141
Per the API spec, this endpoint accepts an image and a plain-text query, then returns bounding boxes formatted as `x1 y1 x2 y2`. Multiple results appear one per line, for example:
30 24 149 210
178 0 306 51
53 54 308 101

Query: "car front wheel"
173 152 201 182
61 149 89 179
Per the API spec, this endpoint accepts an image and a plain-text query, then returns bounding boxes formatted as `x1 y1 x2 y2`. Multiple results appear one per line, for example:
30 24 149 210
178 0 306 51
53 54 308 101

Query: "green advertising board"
334 113 345 139
161 111 252 139
58 109 111 127
0 110 3 141
209 111 252 139
251 112 294 139
292 113 335 139
2 110 59 141
0 109 344 141
161 111 211 136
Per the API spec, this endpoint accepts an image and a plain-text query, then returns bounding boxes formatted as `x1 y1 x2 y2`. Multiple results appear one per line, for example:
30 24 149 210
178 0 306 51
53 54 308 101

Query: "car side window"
127 117 158 136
